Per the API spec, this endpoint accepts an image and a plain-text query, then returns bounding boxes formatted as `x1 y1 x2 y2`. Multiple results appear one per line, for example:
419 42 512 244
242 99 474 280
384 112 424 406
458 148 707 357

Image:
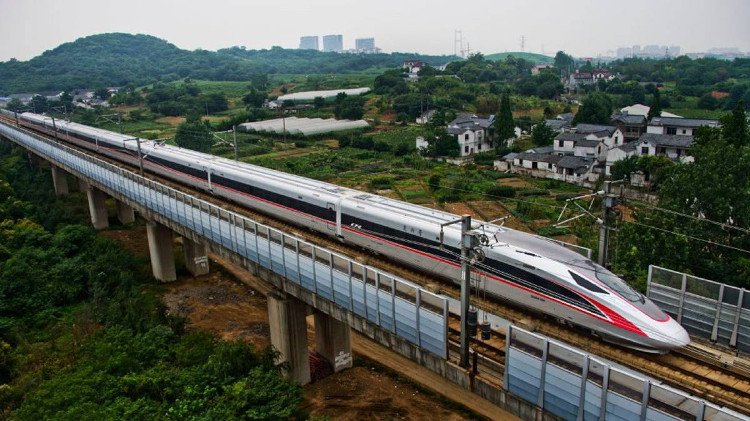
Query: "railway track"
4 115 749 415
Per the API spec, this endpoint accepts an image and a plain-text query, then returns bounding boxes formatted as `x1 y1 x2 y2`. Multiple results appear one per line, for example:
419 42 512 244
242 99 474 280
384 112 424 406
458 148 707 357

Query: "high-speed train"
2 109 690 352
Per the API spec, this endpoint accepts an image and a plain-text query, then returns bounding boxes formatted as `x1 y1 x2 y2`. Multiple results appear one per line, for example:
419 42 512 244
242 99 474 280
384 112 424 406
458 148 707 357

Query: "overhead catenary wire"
623 219 750 255
626 199 750 235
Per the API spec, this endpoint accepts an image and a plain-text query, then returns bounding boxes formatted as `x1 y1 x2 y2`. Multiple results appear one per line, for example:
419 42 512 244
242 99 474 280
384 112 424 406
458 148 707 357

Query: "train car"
12 112 690 352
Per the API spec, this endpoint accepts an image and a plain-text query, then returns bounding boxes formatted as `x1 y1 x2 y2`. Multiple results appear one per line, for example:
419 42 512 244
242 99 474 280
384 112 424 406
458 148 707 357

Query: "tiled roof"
515 153 563 164
557 156 592 173
637 133 694 148
611 113 646 125
575 124 617 135
648 116 719 128
575 139 601 148
555 132 589 142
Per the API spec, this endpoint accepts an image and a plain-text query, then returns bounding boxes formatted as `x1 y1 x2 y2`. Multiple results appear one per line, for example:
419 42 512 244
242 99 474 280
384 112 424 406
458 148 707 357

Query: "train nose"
660 316 691 349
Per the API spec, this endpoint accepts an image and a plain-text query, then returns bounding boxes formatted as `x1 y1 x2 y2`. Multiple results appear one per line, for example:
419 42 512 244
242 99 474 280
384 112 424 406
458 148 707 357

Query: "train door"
205 167 213 192
326 202 339 235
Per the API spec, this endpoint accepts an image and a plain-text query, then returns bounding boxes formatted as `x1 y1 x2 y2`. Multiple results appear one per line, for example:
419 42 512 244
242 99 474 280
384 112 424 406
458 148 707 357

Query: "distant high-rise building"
616 47 632 59
322 34 343 53
619 44 679 59
355 37 376 53
299 36 319 50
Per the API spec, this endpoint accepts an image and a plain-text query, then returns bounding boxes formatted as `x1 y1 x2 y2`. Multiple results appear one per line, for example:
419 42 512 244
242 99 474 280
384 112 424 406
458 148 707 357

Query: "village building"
647 116 720 136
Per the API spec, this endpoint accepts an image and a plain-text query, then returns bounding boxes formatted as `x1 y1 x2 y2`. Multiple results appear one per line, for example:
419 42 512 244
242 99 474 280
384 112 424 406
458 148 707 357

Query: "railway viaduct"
7 119 747 421
0 120 545 420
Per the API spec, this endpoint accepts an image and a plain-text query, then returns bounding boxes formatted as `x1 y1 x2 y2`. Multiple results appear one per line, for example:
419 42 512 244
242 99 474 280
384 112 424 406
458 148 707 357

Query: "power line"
626 199 750 235
623 220 750 255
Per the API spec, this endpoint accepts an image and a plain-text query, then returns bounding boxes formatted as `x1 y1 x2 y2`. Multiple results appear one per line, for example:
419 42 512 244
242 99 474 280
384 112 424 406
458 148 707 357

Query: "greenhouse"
276 87 370 102
239 117 369 136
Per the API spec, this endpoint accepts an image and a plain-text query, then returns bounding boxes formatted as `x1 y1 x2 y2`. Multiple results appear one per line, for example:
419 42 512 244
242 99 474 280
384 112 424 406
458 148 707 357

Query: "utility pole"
233 125 238 161
135 137 144 176
440 214 481 368
598 181 618 267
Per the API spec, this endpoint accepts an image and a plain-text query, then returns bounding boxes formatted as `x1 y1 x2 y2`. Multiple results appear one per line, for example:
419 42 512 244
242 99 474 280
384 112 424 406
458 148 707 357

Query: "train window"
569 271 608 294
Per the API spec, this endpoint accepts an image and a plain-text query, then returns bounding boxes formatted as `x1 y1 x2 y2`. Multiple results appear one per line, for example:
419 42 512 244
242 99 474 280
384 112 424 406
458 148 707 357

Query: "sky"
1 0 749 61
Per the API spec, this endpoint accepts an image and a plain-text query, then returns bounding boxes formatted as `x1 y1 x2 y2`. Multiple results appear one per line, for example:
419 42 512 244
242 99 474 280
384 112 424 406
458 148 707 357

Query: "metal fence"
0 122 449 358
504 325 746 421
647 265 750 353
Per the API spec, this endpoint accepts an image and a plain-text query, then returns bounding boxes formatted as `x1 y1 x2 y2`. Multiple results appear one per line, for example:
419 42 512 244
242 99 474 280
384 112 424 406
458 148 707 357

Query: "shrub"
485 185 516 198
427 174 442 191
536 226 571 237
369 176 393 190
373 141 391 152
517 188 549 197
351 137 374 150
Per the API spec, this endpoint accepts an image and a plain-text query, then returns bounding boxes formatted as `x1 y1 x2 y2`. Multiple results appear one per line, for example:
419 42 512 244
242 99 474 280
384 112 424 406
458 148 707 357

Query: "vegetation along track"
4 116 749 415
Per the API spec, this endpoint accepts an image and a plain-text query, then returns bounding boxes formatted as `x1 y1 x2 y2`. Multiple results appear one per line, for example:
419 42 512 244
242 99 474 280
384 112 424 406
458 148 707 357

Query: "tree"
421 129 459 158
495 93 515 147
202 92 228 113
573 93 612 124
697 93 719 110
720 101 749 148
6 98 23 112
313 96 325 108
29 95 48 113
242 89 266 108
630 84 646 104
175 113 213 152
334 95 365 120
249 73 269 90
647 89 662 120
531 121 557 147
554 51 574 75
613 109 750 288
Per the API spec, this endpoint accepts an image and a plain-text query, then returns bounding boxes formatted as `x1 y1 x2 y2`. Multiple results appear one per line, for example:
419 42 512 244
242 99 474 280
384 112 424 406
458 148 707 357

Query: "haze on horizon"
0 0 748 62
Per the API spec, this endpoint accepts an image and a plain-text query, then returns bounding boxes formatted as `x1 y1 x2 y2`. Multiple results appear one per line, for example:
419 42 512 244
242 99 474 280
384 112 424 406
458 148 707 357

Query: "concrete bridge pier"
314 310 352 373
146 221 177 282
115 200 135 225
86 185 109 230
50 164 69 196
182 237 209 276
77 178 89 192
268 291 311 385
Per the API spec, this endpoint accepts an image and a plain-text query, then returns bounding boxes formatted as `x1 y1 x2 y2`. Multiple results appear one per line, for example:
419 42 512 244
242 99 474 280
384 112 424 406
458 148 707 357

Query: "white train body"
7 110 690 352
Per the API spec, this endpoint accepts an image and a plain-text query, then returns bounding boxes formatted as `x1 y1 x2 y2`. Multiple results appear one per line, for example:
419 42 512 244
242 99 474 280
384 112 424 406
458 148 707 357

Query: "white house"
647 116 720 136
447 113 495 157
449 126 493 156
604 133 695 175
634 133 693 159
415 109 436 125
502 152 596 185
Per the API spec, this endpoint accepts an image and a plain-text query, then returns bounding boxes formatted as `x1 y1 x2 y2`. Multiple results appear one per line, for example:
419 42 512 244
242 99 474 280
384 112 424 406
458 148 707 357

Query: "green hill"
485 52 554 64
0 33 455 94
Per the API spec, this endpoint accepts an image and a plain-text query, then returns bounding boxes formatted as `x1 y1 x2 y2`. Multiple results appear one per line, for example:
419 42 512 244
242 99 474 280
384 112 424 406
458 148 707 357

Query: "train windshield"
594 267 643 302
